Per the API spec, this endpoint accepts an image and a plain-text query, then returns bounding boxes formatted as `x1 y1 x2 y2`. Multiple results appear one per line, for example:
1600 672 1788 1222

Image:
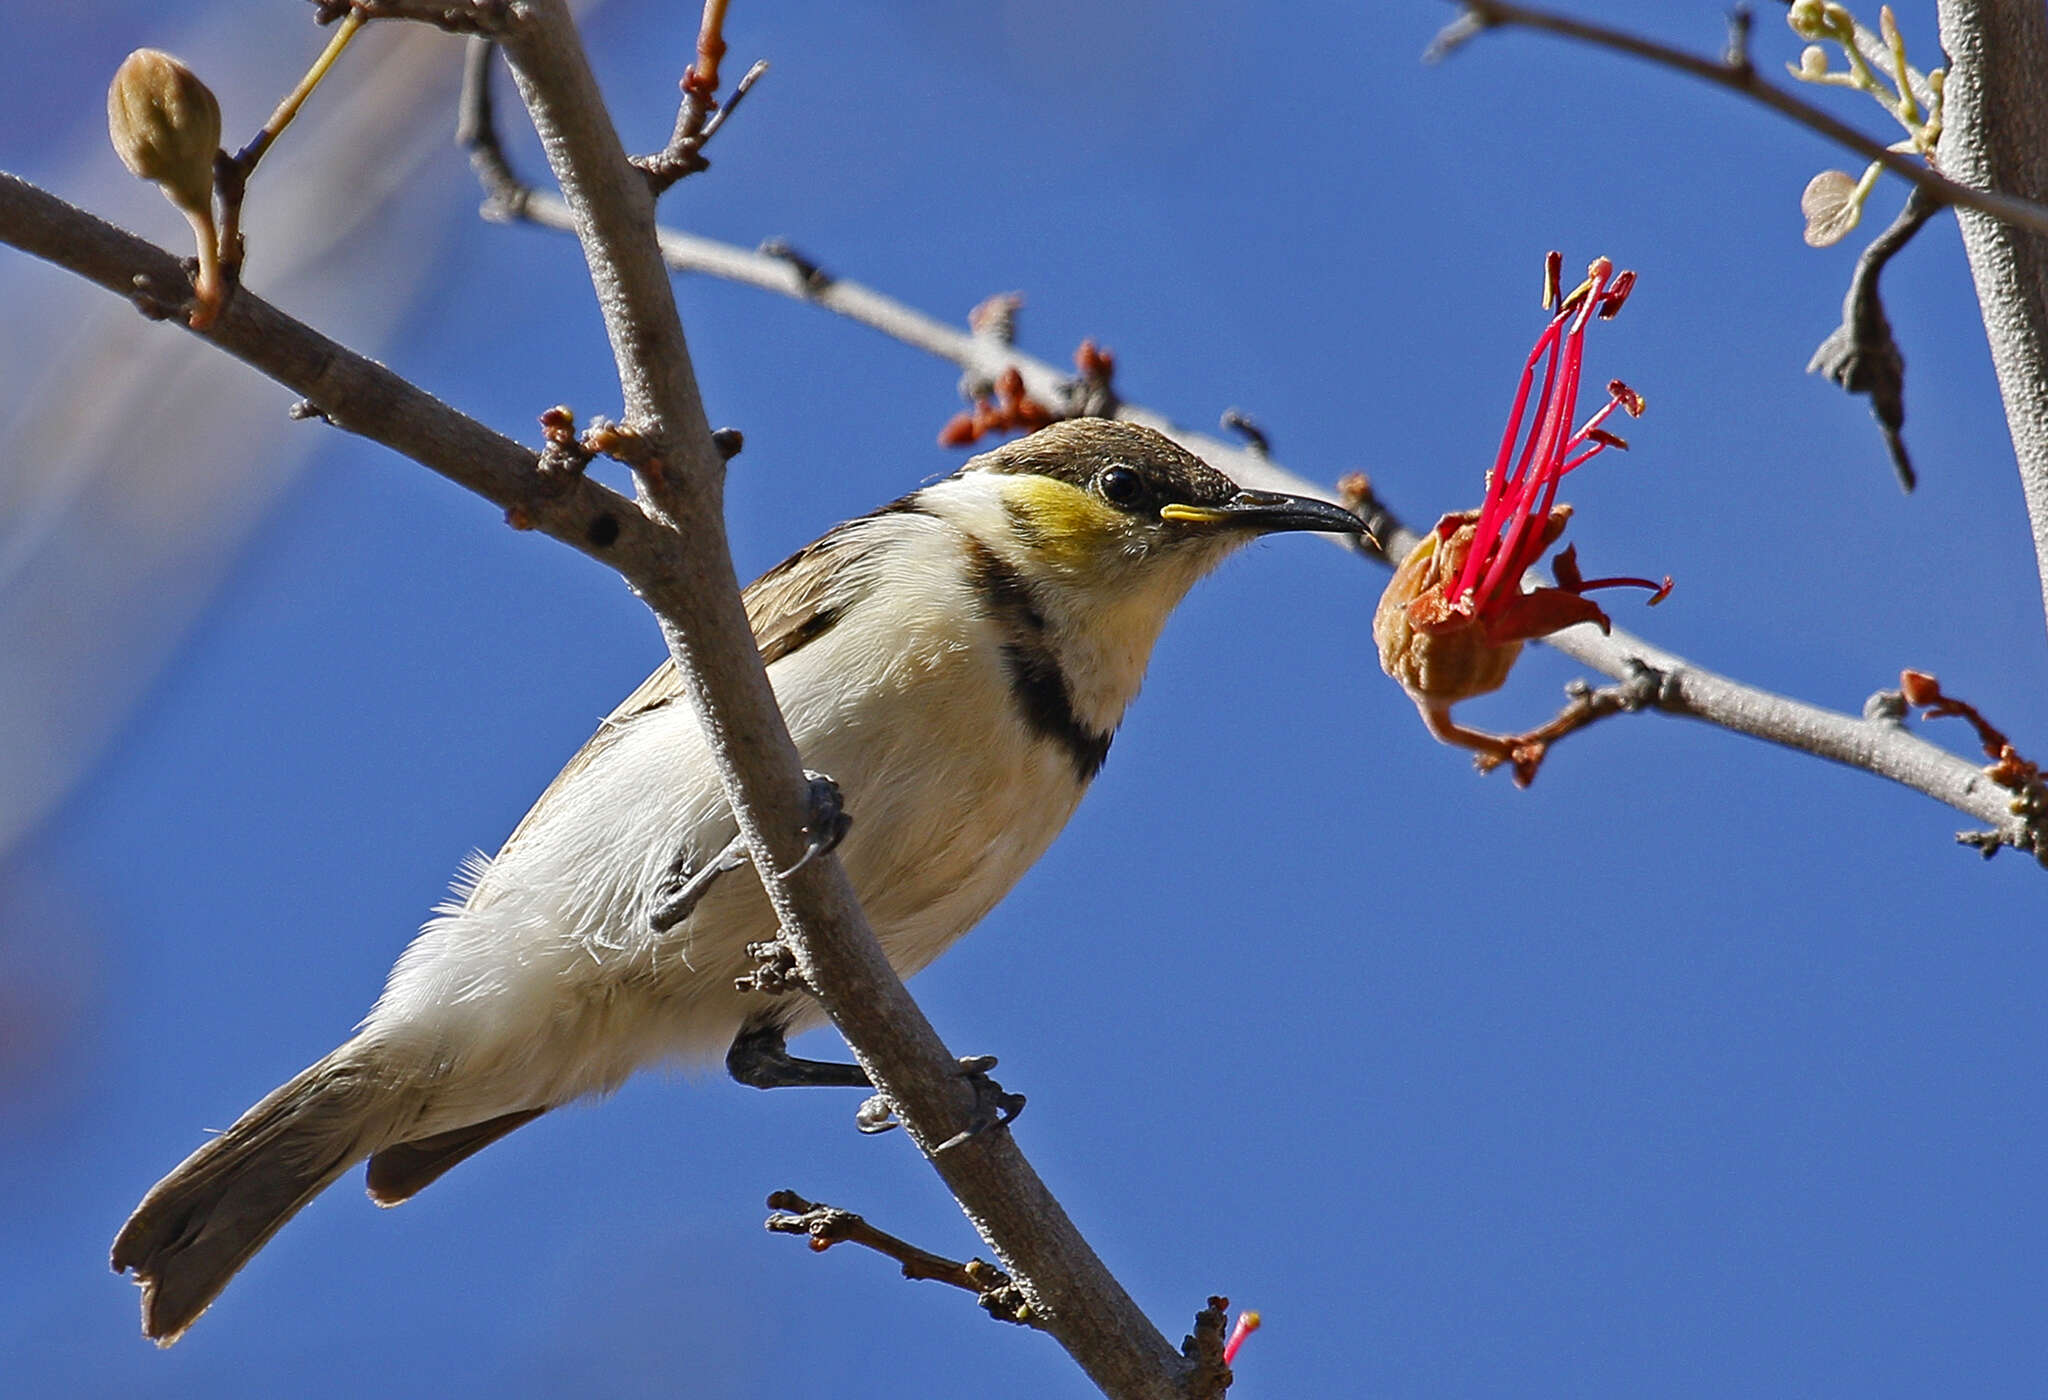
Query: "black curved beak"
1160 490 1367 536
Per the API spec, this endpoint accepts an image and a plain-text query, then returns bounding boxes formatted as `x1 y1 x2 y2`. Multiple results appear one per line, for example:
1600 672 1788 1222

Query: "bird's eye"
1098 466 1144 507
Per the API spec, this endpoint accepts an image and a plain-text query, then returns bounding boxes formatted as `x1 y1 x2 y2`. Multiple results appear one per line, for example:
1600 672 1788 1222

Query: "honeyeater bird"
111 417 1364 1343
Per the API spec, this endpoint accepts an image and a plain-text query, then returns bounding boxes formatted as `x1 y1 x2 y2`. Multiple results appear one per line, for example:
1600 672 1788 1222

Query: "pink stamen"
1451 317 1566 606
1477 308 1583 601
1450 257 1631 616
1223 1310 1263 1367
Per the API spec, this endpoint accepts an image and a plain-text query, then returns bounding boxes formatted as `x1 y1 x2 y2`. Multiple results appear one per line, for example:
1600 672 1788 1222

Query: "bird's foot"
857 1055 1026 1150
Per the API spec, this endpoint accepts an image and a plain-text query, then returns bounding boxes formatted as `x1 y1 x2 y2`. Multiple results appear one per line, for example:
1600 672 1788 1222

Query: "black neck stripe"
964 538 1112 782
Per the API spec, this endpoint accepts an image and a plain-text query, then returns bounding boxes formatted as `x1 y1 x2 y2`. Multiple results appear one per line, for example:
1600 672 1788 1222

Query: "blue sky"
5 2 2046 1396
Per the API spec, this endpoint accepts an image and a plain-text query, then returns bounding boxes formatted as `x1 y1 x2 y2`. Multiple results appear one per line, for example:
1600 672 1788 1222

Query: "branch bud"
1786 0 1829 39
107 49 222 216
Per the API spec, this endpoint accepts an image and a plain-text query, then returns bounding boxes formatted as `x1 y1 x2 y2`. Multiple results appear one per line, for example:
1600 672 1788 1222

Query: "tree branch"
453 180 2040 863
1427 0 2048 242
0 151 1199 1392
764 1189 1041 1326
27 3 1201 1390
1934 0 2048 638
473 7 1193 1394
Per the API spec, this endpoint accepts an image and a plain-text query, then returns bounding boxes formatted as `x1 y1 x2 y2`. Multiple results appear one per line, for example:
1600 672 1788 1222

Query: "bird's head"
958 417 1366 598
928 418 1365 733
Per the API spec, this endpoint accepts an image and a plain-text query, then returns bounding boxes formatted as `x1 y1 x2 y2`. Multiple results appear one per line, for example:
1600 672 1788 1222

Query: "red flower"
1375 253 1670 783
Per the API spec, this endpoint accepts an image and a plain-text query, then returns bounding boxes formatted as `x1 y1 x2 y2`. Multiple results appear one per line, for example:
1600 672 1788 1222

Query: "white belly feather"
359 542 1088 1126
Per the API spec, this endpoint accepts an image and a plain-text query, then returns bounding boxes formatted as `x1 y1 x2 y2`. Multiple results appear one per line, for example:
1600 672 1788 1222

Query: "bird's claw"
851 1055 1025 1147
778 771 853 878
854 1093 899 1135
936 1058 1026 1152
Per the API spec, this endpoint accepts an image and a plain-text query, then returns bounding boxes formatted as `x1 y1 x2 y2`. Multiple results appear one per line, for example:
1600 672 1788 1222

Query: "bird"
110 416 1365 1344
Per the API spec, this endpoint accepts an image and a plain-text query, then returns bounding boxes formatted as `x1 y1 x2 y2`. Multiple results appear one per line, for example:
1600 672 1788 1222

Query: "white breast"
359 509 1090 1124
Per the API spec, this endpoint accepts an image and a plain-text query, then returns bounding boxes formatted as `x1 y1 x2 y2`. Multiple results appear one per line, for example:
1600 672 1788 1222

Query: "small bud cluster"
1783 3 1944 246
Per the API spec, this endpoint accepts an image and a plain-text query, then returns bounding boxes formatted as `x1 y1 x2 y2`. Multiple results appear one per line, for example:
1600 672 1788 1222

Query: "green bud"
1787 0 1829 38
107 49 222 216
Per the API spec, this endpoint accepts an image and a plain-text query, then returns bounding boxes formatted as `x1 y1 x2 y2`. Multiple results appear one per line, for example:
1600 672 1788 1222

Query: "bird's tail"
111 1044 401 1345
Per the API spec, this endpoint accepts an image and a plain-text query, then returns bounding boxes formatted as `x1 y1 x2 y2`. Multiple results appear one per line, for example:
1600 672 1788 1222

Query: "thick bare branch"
1935 0 2048 637
0 172 651 568
477 7 1191 1395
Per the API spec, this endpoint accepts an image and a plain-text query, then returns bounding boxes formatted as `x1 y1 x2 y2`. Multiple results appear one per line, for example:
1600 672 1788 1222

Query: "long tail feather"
111 1048 397 1345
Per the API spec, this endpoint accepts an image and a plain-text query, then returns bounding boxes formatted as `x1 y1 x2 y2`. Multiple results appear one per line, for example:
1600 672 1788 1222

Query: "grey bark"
1936 0 2048 635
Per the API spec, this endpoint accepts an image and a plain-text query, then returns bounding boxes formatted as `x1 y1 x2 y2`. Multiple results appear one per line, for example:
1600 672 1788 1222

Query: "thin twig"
631 0 766 194
1900 670 2038 778
233 7 364 176
1807 183 1946 490
1427 0 2048 241
764 1190 1041 1327
1470 665 1667 786
456 38 531 219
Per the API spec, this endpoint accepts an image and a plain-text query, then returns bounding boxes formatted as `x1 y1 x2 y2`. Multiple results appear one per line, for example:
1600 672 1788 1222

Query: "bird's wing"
498 514 888 851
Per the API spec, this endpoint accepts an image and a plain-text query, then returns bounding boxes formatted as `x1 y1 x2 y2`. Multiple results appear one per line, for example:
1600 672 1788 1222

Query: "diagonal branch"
0 156 1195 1394
1427 0 2048 241
475 7 1192 1395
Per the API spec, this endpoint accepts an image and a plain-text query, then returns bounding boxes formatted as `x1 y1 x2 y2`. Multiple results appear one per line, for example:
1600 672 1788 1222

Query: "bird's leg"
649 832 748 932
725 1025 1027 1146
726 1022 872 1090
728 771 1020 1143
929 1057 1027 1152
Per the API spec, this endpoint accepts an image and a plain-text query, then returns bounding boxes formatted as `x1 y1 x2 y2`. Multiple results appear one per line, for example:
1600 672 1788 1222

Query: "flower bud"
1787 0 1829 38
1798 45 1829 79
108 49 222 215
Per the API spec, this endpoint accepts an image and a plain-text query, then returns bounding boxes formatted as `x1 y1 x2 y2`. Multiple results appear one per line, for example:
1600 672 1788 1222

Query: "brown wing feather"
363 1107 549 1205
498 514 889 852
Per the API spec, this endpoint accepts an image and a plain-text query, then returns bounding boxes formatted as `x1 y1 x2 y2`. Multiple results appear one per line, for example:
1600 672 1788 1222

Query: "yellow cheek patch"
1001 476 1125 570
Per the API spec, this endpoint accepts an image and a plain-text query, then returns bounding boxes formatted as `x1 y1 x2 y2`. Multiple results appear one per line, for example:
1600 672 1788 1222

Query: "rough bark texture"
1937 0 2048 635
